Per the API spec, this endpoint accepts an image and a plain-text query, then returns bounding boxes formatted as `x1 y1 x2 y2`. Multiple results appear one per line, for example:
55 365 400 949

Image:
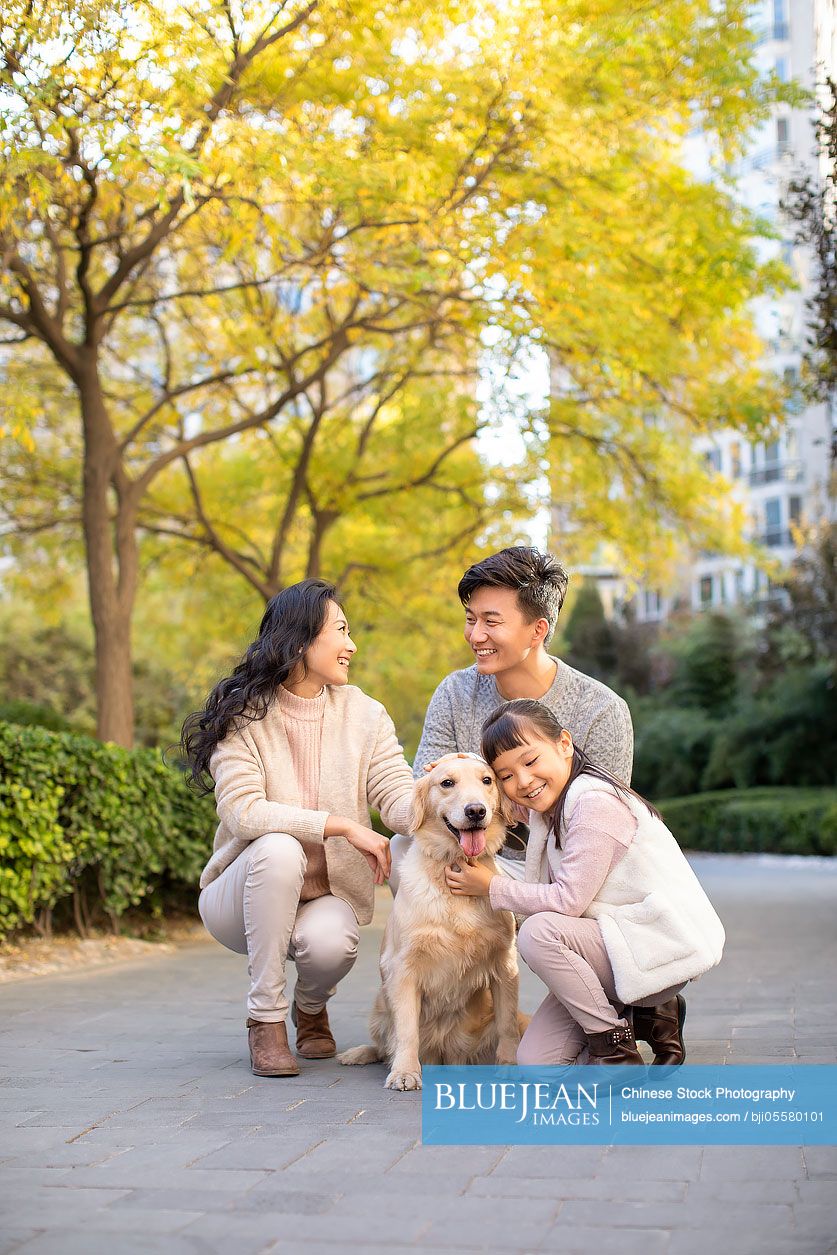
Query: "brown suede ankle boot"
632 995 687 1066
586 1021 644 1065
291 1002 336 1059
246 1019 300 1077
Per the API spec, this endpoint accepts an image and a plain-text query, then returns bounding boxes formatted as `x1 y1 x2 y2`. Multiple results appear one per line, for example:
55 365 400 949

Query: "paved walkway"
1 855 836 1255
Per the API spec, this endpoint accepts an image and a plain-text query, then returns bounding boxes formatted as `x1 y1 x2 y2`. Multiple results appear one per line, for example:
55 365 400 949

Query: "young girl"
445 699 724 1066
181 579 414 1078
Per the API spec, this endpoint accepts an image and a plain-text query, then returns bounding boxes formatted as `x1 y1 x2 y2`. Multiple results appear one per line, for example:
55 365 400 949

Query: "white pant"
198 832 359 1024
388 832 526 894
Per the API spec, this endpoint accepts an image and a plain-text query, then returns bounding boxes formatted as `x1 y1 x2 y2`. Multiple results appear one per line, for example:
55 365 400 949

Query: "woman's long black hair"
180 578 339 794
480 698 661 848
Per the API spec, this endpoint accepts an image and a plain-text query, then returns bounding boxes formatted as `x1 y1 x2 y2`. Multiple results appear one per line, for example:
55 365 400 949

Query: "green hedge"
0 720 216 940
658 788 837 857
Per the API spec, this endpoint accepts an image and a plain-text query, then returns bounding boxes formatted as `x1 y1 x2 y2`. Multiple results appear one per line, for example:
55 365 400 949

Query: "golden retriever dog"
338 753 527 1091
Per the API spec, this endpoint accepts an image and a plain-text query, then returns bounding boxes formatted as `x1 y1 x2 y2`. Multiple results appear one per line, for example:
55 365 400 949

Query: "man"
391 545 633 883
390 546 686 1066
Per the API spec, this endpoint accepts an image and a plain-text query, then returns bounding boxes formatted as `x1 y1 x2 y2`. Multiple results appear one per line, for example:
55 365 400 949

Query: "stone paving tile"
554 1198 795 1231
189 1137 325 1171
0 1234 42 1255
803 1146 837 1175
540 1226 671 1254
420 1215 557 1249
0 1188 134 1231
10 1231 213 1255
684 1177 799 1203
468 1175 688 1202
596 1145 703 1179
74 1207 206 1234
56 1165 271 1192
698 1145 805 1179
484 1144 607 1177
269 1246 525 1255
180 1213 311 1254
666 1236 806 1255
377 1144 504 1176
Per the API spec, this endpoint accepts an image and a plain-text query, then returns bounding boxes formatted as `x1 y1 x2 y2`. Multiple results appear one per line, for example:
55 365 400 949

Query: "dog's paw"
338 1044 380 1066
385 1068 422 1091
495 1037 521 1066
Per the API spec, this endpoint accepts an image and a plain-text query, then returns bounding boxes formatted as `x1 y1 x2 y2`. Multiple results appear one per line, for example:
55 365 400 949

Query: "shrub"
0 700 76 733
0 720 216 939
657 788 837 856
701 663 837 791
631 705 720 799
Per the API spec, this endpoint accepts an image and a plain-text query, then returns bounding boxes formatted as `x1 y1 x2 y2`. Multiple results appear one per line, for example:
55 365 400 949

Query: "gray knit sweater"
413 657 634 784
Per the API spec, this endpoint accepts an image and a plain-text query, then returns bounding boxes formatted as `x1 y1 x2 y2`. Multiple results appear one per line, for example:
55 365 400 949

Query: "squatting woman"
181 579 414 1078
446 699 724 1067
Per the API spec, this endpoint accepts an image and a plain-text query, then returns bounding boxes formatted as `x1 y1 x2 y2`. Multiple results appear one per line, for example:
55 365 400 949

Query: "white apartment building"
556 0 836 623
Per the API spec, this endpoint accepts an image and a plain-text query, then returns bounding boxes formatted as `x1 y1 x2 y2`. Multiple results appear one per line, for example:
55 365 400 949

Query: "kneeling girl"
445 699 724 1066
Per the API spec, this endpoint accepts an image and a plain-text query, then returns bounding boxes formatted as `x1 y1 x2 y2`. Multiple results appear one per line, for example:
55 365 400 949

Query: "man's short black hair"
457 546 569 639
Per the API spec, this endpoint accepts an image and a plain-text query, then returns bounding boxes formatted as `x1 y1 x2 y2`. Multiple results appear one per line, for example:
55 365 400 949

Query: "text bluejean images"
421 1065 837 1145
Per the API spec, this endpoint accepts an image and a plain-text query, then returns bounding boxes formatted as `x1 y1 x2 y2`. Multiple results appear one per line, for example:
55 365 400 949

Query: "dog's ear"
408 774 431 834
498 786 522 828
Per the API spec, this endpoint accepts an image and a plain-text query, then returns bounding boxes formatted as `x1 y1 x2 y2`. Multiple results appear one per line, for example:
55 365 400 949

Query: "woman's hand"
337 819 392 885
445 859 495 897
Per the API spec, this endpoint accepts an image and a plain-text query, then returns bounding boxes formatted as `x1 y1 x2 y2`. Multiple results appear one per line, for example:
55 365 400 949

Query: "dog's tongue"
459 828 486 858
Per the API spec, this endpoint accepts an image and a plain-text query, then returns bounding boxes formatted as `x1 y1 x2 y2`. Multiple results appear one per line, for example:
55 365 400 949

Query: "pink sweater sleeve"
488 791 638 918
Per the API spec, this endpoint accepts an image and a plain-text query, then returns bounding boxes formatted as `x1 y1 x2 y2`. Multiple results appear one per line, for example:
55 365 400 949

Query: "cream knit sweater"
200 684 415 925
276 684 330 901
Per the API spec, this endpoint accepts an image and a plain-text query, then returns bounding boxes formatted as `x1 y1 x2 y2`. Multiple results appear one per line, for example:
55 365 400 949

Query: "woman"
181 579 414 1078
445 699 724 1067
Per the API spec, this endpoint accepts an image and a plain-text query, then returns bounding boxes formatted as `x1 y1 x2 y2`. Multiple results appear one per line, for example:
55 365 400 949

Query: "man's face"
463 586 547 675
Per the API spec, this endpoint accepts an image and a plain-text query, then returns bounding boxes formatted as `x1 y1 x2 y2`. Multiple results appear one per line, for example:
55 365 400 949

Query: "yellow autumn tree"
1 0 794 743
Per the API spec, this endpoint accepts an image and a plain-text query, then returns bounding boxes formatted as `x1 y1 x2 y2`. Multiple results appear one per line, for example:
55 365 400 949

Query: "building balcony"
748 460 803 486
755 527 795 548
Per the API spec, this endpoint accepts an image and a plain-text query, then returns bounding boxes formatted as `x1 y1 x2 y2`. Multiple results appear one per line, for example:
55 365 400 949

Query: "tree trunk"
78 356 137 747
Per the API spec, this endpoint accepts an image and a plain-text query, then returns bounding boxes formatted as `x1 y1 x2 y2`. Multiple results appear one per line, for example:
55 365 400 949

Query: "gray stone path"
1 854 836 1255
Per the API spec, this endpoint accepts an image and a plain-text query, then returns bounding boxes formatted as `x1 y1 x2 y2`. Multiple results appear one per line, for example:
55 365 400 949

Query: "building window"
783 364 802 413
704 447 722 473
764 498 783 546
777 117 790 152
730 441 743 477
644 590 661 618
734 569 746 600
775 57 788 81
699 576 713 606
789 496 802 526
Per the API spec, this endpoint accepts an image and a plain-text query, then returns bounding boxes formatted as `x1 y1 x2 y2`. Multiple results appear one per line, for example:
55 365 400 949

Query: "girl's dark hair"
180 578 339 794
480 698 660 847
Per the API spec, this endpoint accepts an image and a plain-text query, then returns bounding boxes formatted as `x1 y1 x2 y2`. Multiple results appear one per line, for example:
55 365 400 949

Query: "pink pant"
198 832 359 1024
516 911 683 1066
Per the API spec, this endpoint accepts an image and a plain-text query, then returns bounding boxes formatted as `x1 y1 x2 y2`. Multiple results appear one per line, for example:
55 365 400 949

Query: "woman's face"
301 600 357 688
490 728 574 813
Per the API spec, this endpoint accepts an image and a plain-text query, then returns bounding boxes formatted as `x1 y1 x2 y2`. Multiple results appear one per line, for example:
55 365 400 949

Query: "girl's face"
301 600 357 688
490 728 574 813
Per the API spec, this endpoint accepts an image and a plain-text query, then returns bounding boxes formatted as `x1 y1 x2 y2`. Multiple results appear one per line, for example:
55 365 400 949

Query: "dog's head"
409 753 517 862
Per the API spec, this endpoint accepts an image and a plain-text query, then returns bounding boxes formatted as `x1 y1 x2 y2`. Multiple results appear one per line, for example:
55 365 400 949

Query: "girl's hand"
341 821 392 885
445 859 495 897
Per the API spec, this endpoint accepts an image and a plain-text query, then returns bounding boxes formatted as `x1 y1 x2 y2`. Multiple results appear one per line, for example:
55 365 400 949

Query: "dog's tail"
338 1043 382 1066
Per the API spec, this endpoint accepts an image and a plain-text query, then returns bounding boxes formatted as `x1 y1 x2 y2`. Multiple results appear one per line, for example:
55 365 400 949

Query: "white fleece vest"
525 775 725 1004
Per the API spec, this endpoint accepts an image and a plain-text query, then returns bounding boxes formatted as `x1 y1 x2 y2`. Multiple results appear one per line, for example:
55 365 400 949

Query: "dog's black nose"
464 803 486 823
